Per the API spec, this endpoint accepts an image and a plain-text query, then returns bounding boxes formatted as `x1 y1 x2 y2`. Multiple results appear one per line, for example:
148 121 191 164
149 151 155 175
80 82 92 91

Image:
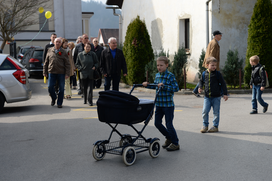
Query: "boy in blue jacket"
198 57 228 133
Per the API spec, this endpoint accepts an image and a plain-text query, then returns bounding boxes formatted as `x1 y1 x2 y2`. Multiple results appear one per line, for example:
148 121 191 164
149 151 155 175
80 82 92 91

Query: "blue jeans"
252 85 268 111
48 73 65 106
155 106 179 145
193 83 199 94
104 74 120 91
202 96 221 128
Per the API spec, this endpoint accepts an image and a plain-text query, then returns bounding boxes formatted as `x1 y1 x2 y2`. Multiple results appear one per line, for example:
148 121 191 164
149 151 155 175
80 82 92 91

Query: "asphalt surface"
0 78 272 181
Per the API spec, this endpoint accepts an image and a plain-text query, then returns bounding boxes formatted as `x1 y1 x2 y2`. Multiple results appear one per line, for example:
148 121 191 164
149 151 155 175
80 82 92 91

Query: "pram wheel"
122 146 136 166
149 140 160 158
92 142 106 161
119 135 132 147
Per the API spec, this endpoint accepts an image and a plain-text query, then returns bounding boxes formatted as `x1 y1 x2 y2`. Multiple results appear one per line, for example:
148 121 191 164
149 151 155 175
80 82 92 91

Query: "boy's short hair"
206 57 217 65
250 55 260 63
157 56 169 64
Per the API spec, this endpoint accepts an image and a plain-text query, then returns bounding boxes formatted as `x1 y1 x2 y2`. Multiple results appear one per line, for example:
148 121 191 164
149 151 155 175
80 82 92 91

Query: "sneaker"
250 110 258 114
192 91 201 98
263 105 269 113
200 126 208 133
162 139 172 149
166 143 180 151
208 126 218 133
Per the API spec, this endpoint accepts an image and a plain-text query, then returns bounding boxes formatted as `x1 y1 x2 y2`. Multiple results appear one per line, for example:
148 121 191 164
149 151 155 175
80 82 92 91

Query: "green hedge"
123 16 154 85
244 0 272 87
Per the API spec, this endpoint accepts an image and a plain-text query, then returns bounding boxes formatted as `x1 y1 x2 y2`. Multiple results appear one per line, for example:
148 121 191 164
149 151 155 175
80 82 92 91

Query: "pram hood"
98 90 139 106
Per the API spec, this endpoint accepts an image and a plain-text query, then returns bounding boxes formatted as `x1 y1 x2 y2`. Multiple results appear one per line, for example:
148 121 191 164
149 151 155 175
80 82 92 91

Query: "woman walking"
68 42 77 89
75 42 98 106
62 39 75 99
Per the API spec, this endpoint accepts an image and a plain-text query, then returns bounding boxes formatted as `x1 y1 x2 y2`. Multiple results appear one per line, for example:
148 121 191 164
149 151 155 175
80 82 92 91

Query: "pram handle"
130 84 163 94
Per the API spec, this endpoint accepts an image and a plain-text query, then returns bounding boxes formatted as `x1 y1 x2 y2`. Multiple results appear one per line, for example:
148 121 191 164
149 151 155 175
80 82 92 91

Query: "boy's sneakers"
208 126 219 133
166 143 180 151
250 110 258 114
162 139 172 149
200 126 208 133
263 105 269 113
192 91 201 98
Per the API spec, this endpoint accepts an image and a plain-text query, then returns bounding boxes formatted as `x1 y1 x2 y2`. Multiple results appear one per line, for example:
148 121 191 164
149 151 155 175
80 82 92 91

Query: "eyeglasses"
85 38 88 39
94 41 98 42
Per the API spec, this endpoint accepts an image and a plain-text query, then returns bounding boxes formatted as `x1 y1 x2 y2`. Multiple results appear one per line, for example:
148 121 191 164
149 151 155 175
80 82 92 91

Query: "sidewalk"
119 83 272 95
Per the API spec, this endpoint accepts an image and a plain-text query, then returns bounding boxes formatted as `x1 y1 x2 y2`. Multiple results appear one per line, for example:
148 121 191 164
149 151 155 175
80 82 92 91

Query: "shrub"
123 16 154 85
170 47 188 90
244 0 272 87
198 49 206 79
222 49 244 88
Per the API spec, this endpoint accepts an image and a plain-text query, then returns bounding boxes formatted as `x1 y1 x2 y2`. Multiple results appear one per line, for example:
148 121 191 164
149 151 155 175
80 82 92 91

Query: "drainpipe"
113 9 122 45
206 0 212 47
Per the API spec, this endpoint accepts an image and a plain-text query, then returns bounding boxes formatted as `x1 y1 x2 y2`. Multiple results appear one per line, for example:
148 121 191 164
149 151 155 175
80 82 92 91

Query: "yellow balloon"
39 7 44 13
45 11 52 19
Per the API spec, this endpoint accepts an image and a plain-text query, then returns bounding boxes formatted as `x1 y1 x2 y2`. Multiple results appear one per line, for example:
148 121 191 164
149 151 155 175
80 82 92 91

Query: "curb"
119 83 272 95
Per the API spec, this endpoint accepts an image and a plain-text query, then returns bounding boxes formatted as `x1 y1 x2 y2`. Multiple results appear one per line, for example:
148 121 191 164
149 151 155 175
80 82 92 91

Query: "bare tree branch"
0 0 50 50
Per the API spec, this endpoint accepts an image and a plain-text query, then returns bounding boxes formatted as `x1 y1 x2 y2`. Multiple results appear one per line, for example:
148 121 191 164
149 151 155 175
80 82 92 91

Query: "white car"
0 54 32 113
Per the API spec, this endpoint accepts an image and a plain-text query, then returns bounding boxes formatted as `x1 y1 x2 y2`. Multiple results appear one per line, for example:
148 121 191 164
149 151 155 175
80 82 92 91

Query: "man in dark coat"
92 38 104 88
100 37 127 91
73 34 94 95
43 33 57 62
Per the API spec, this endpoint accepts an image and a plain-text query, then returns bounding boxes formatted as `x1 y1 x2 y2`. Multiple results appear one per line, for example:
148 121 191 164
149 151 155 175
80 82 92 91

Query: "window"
179 18 190 52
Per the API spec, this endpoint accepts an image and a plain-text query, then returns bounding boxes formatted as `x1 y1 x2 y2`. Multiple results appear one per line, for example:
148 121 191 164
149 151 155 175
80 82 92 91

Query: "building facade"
107 0 257 82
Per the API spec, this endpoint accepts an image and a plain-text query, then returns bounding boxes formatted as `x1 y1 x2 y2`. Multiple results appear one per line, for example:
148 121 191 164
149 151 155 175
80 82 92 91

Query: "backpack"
259 65 269 88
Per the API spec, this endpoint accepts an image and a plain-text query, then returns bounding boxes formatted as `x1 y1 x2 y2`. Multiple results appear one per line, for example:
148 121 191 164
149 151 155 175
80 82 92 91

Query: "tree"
123 16 154 85
198 49 206 79
170 47 188 89
0 0 48 50
244 0 272 87
222 49 244 88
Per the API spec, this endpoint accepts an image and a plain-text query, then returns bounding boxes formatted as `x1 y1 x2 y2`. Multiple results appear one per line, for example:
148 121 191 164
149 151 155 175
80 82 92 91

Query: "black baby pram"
92 84 162 166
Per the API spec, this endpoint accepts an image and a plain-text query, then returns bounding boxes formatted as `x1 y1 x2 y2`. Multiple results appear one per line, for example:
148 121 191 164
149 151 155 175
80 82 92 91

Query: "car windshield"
21 48 31 54
33 50 43 59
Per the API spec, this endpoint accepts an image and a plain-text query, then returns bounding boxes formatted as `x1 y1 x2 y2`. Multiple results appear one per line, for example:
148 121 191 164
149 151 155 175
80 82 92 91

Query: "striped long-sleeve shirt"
147 69 179 107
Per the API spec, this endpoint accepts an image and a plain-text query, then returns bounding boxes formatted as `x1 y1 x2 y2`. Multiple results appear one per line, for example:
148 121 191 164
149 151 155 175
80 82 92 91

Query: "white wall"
121 0 256 82
54 0 82 39
121 0 207 82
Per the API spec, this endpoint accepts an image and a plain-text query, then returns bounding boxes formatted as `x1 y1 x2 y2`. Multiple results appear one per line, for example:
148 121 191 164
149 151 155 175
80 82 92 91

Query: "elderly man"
100 37 127 91
43 38 70 108
192 30 223 97
73 34 94 95
92 38 104 88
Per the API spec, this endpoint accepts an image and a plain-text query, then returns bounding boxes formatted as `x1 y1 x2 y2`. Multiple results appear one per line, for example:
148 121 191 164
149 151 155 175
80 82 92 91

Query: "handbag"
93 69 101 80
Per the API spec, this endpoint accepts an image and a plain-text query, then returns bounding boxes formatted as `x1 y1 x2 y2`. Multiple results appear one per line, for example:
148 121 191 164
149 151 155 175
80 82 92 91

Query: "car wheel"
0 94 5 113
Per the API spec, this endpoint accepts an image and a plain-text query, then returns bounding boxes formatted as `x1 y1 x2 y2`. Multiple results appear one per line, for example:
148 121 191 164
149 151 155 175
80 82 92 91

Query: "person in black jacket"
249 55 269 114
92 38 103 88
73 34 94 95
43 33 57 62
198 57 228 133
100 37 127 91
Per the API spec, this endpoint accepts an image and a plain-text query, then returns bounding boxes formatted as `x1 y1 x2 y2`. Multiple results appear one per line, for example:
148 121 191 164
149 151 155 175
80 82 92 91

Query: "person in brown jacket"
192 30 222 97
43 38 70 108
202 30 222 71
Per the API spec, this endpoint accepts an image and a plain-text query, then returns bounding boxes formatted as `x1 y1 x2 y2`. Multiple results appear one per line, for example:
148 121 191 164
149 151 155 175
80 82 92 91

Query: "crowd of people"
42 33 127 108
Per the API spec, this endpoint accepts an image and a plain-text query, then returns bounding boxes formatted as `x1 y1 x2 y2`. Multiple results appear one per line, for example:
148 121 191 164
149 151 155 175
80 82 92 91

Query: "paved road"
0 78 272 181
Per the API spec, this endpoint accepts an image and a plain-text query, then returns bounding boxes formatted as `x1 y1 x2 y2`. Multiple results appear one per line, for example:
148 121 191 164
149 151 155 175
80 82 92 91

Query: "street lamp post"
106 7 122 45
